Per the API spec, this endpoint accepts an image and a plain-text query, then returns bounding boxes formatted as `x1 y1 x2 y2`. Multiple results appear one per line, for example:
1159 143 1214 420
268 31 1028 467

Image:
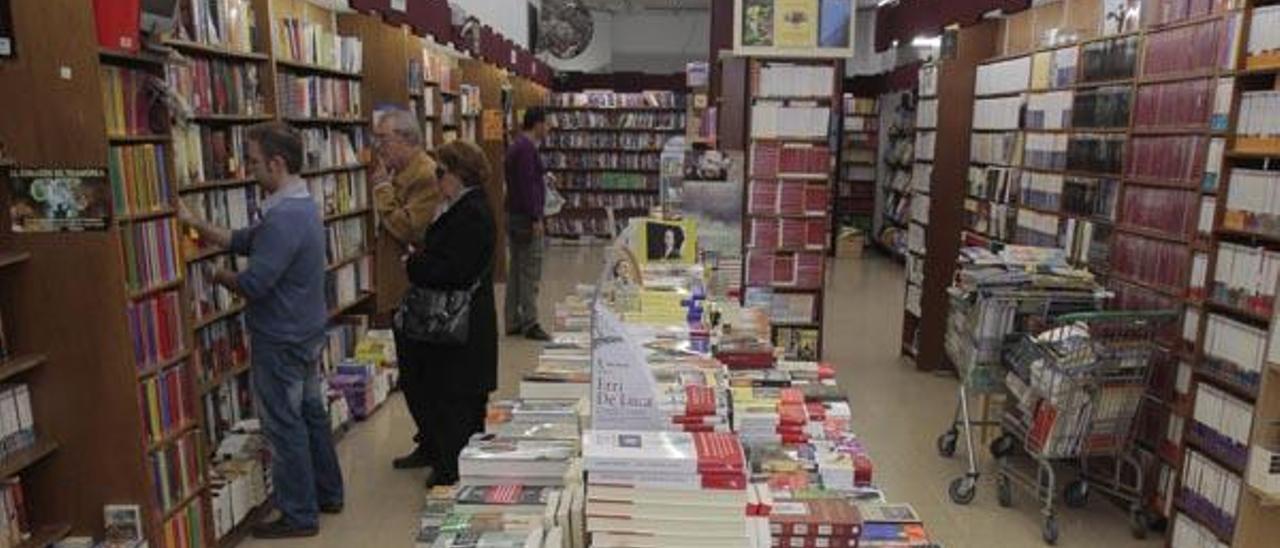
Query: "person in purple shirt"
504 107 552 341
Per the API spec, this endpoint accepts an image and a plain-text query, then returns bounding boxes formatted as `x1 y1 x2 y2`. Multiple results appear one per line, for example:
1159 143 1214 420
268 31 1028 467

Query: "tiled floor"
242 245 1163 548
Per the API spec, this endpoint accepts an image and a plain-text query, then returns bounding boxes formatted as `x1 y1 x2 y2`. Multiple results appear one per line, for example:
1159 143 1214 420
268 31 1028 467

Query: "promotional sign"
735 0 855 58
7 167 111 232
590 300 665 431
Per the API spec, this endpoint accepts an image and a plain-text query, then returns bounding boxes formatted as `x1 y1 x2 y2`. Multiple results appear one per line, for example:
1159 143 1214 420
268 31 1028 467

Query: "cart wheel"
948 476 976 505
990 433 1017 459
937 430 958 458
1042 515 1059 545
1129 507 1149 539
1063 480 1089 508
997 475 1012 508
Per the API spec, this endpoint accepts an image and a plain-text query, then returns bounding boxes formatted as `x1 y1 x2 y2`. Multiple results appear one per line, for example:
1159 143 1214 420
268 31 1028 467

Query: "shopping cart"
939 286 1102 507
991 310 1177 545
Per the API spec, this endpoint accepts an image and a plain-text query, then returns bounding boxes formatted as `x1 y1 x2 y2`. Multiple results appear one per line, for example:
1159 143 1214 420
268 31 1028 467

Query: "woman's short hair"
435 140 490 188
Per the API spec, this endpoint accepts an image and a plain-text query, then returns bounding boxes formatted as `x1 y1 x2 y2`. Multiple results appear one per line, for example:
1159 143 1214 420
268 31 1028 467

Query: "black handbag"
393 270 486 346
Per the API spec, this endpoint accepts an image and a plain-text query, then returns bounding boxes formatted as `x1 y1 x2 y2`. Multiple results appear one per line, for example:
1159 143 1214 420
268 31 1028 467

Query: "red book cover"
773 254 797 286
699 471 748 490
780 218 806 249
684 386 717 417
93 0 140 51
805 219 827 250
854 454 873 486
691 432 746 474
754 141 780 177
751 180 780 215
771 534 858 547
747 251 773 286
804 184 829 215
779 388 805 405
769 499 863 538
779 182 805 215
753 219 780 249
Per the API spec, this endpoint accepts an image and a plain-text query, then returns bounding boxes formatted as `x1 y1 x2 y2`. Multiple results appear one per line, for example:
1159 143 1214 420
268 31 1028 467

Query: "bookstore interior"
2 0 1280 547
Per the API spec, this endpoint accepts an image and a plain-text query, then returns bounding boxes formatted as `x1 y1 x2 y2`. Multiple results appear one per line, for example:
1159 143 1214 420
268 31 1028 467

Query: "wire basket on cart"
939 285 1103 508
991 310 1178 545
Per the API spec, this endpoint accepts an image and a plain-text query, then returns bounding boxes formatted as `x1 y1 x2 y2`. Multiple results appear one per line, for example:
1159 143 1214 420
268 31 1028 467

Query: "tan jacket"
374 151 442 313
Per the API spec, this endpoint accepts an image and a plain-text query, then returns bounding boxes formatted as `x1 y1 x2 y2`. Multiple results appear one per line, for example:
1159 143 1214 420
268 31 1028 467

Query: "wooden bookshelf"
835 94 877 248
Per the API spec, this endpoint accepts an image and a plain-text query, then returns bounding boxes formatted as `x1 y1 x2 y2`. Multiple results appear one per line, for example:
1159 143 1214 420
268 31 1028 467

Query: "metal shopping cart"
939 285 1102 507
991 310 1177 545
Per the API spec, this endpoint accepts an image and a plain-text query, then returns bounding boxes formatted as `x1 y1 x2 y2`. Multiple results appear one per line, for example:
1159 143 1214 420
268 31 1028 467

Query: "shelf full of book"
542 91 686 238
837 93 877 247
875 91 916 261
739 59 839 361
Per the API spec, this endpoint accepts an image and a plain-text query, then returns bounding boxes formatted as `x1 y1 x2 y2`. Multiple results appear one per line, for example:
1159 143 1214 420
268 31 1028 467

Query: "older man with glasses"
369 108 446 473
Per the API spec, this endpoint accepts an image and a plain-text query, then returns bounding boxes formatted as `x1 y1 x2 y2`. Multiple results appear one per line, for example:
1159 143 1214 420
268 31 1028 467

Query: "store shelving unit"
836 93 878 247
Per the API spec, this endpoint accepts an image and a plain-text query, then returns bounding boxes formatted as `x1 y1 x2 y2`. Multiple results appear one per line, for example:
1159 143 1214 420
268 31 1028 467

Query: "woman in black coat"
399 140 497 487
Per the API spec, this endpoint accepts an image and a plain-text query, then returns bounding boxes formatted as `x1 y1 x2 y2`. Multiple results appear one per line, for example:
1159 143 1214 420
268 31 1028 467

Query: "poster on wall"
736 0 854 58
7 167 111 232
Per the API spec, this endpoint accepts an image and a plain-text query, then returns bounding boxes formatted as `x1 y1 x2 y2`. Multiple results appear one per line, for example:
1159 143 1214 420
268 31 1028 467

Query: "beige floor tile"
241 246 1162 548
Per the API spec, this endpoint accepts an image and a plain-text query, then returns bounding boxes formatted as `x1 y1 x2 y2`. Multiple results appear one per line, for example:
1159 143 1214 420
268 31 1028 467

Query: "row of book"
201 374 253 456
975 55 1030 96
1143 0 1239 28
747 181 829 217
1120 186 1199 237
1014 209 1060 248
1203 313 1267 392
177 0 256 53
1059 174 1119 220
1191 381 1253 470
209 448 268 540
127 290 186 371
193 314 248 389
545 216 629 238
165 58 265 117
972 96 1023 130
1066 134 1126 174
1079 35 1139 83
1212 241 1280 316
1170 511 1228 548
325 217 367 267
751 143 831 176
747 218 829 252
559 193 658 211
545 132 669 151
141 362 194 445
553 172 656 191
751 104 831 140
1026 90 1071 129
1238 91 1280 138
1141 16 1238 77
173 124 251 186
122 218 183 293
1127 135 1209 185
548 91 684 109
1248 5 1280 57
1133 78 1218 129
1018 171 1064 212
744 289 818 326
182 186 259 246
276 74 362 120
421 48 458 90
970 132 1020 166
308 171 367 219
1073 85 1131 128
915 99 937 129
101 66 157 137
1112 232 1192 291
753 63 836 98
1177 450 1241 539
150 431 202 514
542 152 660 171
745 251 824 289
1030 46 1077 90
162 496 207 548
844 96 876 116
109 144 173 218
914 131 936 162
549 112 685 131
276 18 362 73
326 256 373 313
1023 133 1068 170
301 127 364 171
1223 167 1280 236
0 385 33 461
0 479 30 548
189 255 246 321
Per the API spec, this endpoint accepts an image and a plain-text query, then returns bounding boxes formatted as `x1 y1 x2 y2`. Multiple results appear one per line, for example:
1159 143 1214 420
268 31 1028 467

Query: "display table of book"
413 218 936 547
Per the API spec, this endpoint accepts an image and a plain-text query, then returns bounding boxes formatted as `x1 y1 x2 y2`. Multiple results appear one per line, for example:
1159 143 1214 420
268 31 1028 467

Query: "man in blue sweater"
179 122 343 539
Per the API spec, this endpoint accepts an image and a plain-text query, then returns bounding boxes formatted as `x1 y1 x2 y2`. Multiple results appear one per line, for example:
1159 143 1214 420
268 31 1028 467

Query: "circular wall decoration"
540 0 595 60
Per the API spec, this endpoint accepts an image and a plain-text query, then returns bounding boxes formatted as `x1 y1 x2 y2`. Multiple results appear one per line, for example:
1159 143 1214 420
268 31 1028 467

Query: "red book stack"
768 498 863 548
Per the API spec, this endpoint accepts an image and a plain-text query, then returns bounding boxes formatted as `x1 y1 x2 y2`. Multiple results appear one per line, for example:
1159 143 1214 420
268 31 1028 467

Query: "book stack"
732 387 809 446
414 484 571 548
767 498 863 548
583 430 751 547
209 429 271 539
458 436 580 488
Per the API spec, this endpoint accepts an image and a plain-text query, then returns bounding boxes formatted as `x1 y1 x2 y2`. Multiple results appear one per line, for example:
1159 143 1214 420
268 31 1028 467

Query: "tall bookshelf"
902 22 1000 370
542 90 684 239
836 93 878 242
739 58 840 361
876 90 915 260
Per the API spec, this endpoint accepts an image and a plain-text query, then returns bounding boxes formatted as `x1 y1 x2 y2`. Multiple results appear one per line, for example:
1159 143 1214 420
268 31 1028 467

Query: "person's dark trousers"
251 338 345 529
424 392 489 483
505 212 544 333
393 329 439 464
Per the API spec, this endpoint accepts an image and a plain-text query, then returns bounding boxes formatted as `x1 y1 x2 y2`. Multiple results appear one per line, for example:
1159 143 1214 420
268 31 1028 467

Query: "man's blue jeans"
251 338 344 528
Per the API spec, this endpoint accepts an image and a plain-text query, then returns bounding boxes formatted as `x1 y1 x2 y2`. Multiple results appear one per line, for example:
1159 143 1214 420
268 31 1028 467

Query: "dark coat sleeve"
405 195 494 289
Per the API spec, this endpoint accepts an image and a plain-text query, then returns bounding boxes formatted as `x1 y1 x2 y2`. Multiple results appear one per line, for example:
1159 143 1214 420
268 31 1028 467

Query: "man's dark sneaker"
320 502 344 515
524 324 552 341
393 450 432 470
251 519 318 539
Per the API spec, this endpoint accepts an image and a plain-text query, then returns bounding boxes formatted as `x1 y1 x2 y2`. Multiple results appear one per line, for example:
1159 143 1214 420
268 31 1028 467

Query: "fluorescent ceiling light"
876 0 896 7
913 36 941 47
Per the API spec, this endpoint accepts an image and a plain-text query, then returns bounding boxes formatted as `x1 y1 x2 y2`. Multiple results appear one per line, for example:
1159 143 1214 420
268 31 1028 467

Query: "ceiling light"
912 36 941 48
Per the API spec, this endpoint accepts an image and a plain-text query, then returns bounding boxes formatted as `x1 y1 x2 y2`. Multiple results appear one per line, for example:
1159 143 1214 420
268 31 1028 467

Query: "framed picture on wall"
734 0 856 58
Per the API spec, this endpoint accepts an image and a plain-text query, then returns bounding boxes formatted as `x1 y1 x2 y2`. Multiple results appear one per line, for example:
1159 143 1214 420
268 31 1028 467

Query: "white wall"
609 10 709 73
